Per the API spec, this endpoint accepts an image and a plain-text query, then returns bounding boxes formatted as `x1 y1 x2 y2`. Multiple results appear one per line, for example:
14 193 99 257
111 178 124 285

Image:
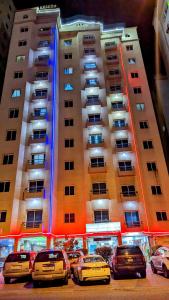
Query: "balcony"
27 159 46 170
34 57 49 66
107 72 121 80
105 42 117 51
21 222 43 233
110 104 127 112
120 191 138 201
29 113 47 122
117 166 135 176
85 99 101 107
83 36 96 44
29 134 47 144
34 75 49 82
106 59 119 65
113 143 132 153
38 28 51 36
125 221 141 228
90 189 109 200
86 119 104 127
88 162 107 173
31 93 48 101
24 187 45 200
111 123 128 132
87 139 105 149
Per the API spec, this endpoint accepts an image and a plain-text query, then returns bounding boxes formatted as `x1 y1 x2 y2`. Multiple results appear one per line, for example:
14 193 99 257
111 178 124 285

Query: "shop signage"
86 222 121 233
39 5 58 10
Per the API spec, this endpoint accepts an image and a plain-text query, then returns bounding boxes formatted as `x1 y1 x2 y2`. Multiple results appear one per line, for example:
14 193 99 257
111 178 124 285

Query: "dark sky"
13 0 157 81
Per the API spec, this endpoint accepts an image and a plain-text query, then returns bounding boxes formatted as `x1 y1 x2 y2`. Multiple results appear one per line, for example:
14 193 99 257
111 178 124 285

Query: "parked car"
32 249 70 287
150 246 169 278
3 251 36 284
67 250 84 274
73 254 111 284
109 245 146 279
0 257 5 271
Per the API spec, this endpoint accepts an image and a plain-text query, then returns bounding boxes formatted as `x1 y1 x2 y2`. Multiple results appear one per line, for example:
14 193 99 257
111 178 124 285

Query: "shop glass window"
64 119 74 126
156 212 167 221
26 210 42 228
0 211 7 222
136 103 145 111
143 140 153 149
128 58 136 64
3 154 13 165
18 40 27 46
14 71 23 79
92 183 107 194
64 53 72 59
11 89 21 97
151 185 162 195
64 39 72 46
16 55 25 62
29 180 44 192
90 157 104 167
64 100 73 107
147 162 157 171
0 181 10 192
64 213 75 223
125 211 140 227
64 83 74 91
133 87 142 94
94 210 109 223
64 186 75 195
64 67 73 75
65 161 74 170
6 130 16 141
121 185 136 196
84 62 96 70
9 108 19 118
88 114 101 123
139 121 148 129
89 134 103 144
118 161 132 171
64 139 74 148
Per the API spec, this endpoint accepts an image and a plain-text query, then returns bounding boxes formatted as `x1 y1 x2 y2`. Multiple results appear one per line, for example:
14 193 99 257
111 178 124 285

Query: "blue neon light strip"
49 26 57 232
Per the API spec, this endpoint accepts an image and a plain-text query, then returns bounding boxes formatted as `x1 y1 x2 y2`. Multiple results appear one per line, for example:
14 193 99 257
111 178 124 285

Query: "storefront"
18 236 46 252
0 238 14 268
87 236 118 254
53 237 83 250
122 233 150 260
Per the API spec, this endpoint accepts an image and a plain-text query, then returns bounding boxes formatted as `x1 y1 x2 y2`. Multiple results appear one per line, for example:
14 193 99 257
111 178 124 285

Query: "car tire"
113 272 119 280
105 276 111 284
151 262 157 274
4 277 10 284
63 274 68 285
140 270 146 278
163 265 169 278
33 280 39 288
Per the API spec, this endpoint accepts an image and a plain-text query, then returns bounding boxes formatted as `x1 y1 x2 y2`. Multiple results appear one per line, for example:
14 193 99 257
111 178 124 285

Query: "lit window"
64 67 73 75
136 103 145 111
38 40 50 47
125 211 140 227
0 211 7 222
151 186 162 195
156 212 167 221
64 213 75 223
11 89 21 97
84 62 96 70
64 83 74 91
64 39 72 46
16 55 25 62
128 58 136 64
86 78 98 86
113 119 126 128
89 134 103 144
94 210 109 223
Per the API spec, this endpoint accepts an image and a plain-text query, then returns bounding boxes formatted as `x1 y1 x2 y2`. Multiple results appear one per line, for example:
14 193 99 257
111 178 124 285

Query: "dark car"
109 245 146 279
66 250 84 274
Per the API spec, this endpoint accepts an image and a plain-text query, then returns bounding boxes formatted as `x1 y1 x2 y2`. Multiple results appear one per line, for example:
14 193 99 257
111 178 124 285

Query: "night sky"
13 0 157 83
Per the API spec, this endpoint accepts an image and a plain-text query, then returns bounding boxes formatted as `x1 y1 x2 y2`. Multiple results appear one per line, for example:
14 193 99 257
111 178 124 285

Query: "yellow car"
73 254 111 284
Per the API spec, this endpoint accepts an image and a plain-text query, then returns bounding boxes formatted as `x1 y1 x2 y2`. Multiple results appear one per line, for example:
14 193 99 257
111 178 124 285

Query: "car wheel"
151 262 157 274
113 272 119 280
105 276 111 284
33 280 39 288
140 270 146 278
63 274 68 285
163 265 169 278
4 277 10 284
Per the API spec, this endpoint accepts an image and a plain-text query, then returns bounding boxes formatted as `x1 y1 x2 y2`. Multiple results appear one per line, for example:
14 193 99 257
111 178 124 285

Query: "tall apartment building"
0 5 169 260
0 0 15 99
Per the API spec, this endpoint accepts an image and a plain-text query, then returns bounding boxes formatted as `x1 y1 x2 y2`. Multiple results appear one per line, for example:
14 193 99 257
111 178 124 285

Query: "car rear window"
67 252 81 259
117 246 142 256
83 256 104 263
6 253 30 262
35 251 64 262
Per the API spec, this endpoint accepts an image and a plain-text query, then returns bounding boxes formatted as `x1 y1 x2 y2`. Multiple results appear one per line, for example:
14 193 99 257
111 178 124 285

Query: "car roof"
117 245 140 248
158 246 169 250
81 254 102 259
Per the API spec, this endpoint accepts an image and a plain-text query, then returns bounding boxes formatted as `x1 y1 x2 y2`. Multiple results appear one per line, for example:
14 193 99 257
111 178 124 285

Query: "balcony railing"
112 123 128 132
35 75 49 81
83 36 96 44
111 104 127 112
87 139 104 148
120 191 138 199
22 221 42 229
29 113 47 121
85 99 101 106
24 187 45 200
88 162 107 174
28 159 45 165
86 118 103 127
92 189 108 195
30 133 47 141
26 186 44 193
31 93 48 101
105 43 117 51
125 221 141 228
94 219 110 223
34 57 49 66
118 166 135 177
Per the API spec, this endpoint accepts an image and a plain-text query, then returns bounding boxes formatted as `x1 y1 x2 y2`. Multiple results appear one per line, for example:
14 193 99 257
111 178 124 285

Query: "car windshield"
117 247 142 256
83 256 104 263
6 253 30 262
67 253 81 259
35 251 63 262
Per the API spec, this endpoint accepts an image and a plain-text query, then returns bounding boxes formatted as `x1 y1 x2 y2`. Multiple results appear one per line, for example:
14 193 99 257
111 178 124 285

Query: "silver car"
150 246 169 278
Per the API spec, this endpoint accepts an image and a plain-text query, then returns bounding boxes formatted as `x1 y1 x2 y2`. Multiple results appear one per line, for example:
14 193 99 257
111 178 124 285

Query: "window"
0 181 10 192
29 180 44 192
94 210 109 223
125 211 140 227
34 108 47 117
65 186 75 195
33 129 46 139
38 40 50 47
156 212 167 221
64 213 75 223
131 72 139 78
6 130 16 141
64 39 72 46
84 62 97 70
143 140 153 149
39 27 50 32
111 101 124 109
121 185 136 196
9 108 19 118
83 35 95 42
110 85 121 92
139 121 148 129
23 14 28 19
31 153 45 165
151 186 162 195
88 114 101 123
64 53 72 59
109 69 120 76
147 162 157 171
84 48 96 55
90 157 104 168
11 89 21 98
136 103 145 111
133 87 142 94
107 54 118 61
14 71 23 79
86 95 100 105
20 27 28 32
64 67 73 75
65 161 74 170
34 89 47 97
64 100 73 107
128 58 136 64
36 54 49 62
18 40 27 46
64 83 74 91
35 72 48 79
0 211 7 222
118 161 132 171
92 183 107 194
65 139 74 148
116 139 129 148
89 134 103 144
26 210 42 228
126 45 133 51
16 55 25 62
113 119 126 128
64 119 74 126
86 78 98 87
3 154 13 165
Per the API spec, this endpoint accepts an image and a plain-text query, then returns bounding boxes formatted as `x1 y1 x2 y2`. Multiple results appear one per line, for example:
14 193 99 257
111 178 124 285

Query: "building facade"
0 5 169 260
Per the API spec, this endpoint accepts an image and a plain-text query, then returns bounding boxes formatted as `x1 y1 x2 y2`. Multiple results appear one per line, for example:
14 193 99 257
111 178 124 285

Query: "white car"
73 254 111 284
150 246 169 278
32 250 70 287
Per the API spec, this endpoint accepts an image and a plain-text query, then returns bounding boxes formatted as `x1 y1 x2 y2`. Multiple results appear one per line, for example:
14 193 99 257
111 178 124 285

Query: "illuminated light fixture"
86 222 121 233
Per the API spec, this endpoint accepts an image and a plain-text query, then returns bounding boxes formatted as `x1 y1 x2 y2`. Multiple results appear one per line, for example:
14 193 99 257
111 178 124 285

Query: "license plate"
43 267 54 271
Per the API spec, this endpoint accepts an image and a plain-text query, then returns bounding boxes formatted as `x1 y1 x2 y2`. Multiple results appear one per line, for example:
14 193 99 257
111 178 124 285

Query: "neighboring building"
0 0 15 99
0 5 169 259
